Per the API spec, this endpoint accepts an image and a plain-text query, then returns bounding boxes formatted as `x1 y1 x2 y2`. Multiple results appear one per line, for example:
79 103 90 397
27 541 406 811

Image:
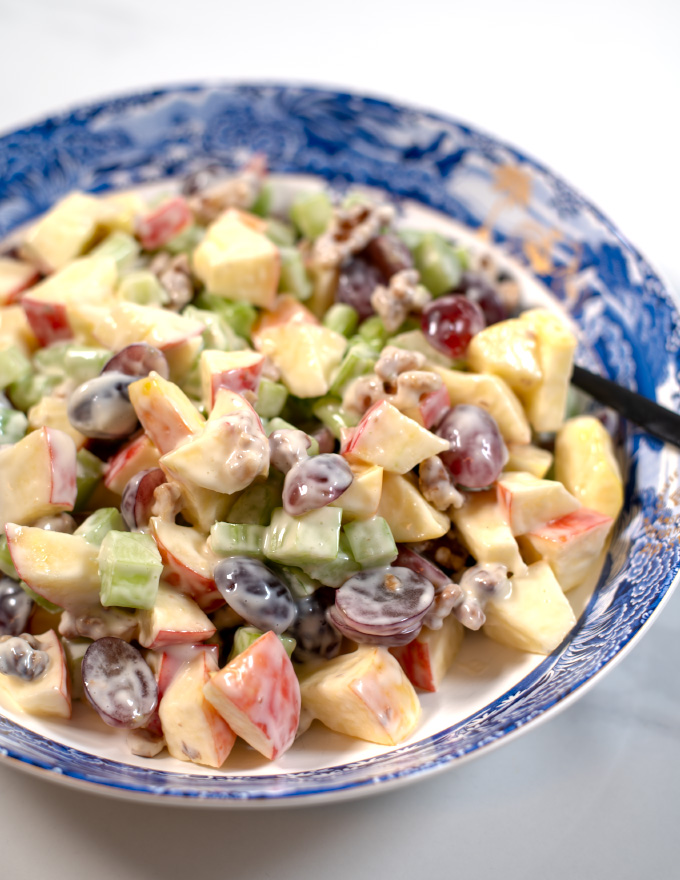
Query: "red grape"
82 638 158 729
282 454 353 516
102 343 169 380
335 258 382 319
420 294 485 358
436 404 508 489
213 557 296 635
363 234 413 279
455 272 507 325
334 567 434 636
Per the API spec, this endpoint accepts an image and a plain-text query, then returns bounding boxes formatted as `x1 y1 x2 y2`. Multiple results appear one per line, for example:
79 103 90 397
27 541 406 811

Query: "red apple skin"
22 297 73 346
104 434 161 494
121 468 167 530
0 266 40 305
390 639 436 692
418 385 451 429
209 359 264 408
146 644 219 737
45 427 78 509
137 197 193 251
149 519 224 612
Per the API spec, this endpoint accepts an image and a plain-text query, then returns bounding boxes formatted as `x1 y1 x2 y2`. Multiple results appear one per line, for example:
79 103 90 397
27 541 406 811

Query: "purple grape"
421 294 486 358
0 578 33 637
455 272 507 325
67 371 138 440
363 234 413 279
282 453 353 516
334 567 434 637
335 258 382 320
326 606 422 647
102 343 169 380
214 557 296 635
436 405 508 489
0 634 49 681
287 587 342 663
120 468 167 530
81 638 157 729
395 545 451 590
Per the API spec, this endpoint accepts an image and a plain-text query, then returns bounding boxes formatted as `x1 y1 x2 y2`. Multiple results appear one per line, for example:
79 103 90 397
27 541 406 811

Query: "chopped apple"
329 462 383 520
128 371 205 454
391 613 464 692
451 490 527 577
0 304 39 355
136 197 193 251
203 630 301 760
199 349 265 411
0 256 39 306
342 401 449 474
299 645 420 745
376 472 450 542
104 433 161 494
250 293 318 347
193 212 280 308
518 507 613 591
149 517 222 610
497 471 581 536
98 190 146 235
0 427 77 527
161 474 233 539
518 308 577 432
554 416 624 521
20 192 106 272
138 582 216 649
466 318 542 395
401 384 451 429
27 396 87 449
22 256 118 346
159 651 236 768
483 560 577 655
505 443 553 478
256 323 346 398
432 366 531 444
5 524 100 611
0 630 71 719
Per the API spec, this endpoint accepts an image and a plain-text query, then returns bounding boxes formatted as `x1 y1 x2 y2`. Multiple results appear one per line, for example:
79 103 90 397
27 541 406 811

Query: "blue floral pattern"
0 84 678 804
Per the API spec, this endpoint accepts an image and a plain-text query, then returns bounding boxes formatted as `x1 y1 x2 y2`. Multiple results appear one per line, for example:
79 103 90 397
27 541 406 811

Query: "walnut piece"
187 173 261 225
312 202 395 269
150 252 195 311
419 456 464 511
370 269 431 332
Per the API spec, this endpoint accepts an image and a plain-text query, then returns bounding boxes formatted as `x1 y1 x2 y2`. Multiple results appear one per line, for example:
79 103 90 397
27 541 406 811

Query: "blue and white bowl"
1 83 678 805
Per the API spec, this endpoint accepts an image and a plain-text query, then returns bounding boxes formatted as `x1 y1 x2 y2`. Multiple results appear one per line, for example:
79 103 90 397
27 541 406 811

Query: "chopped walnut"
260 356 281 382
151 480 185 522
343 366 442 416
269 428 311 473
342 374 386 415
312 202 395 269
127 729 166 758
150 252 195 311
370 269 431 332
419 456 464 511
374 346 426 386
496 276 521 312
422 582 465 630
391 370 442 409
59 607 139 642
384 573 401 591
187 172 261 225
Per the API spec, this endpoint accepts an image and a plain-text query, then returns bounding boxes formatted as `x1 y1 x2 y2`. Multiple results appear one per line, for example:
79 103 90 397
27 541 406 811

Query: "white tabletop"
1 1 679 877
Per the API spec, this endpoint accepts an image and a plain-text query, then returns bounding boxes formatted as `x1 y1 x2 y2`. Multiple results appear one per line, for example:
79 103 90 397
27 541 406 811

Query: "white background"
1 1 679 877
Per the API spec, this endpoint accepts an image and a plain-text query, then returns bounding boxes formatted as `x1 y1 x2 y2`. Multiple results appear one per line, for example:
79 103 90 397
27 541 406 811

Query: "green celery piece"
210 522 266 558
91 230 140 272
60 637 91 700
289 191 332 240
228 626 295 662
389 329 458 369
250 184 273 218
194 292 257 341
322 303 359 338
454 245 470 271
98 531 162 610
265 218 296 247
0 408 28 445
344 516 398 568
63 347 112 384
278 247 312 300
32 342 71 375
413 232 462 296
176 355 203 401
274 565 318 599
311 397 359 440
0 346 31 389
0 534 19 579
254 378 288 419
182 305 247 352
227 475 283 526
328 343 377 397
397 229 427 251
164 224 204 255
74 508 126 546
118 270 168 306
358 315 390 349
265 417 319 455
74 448 105 511
8 372 61 412
300 533 360 587
20 581 61 614
264 507 342 566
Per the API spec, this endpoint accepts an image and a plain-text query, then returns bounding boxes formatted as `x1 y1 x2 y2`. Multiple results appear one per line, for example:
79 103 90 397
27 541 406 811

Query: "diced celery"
0 534 19 579
254 378 288 419
20 580 62 614
265 218 296 247
311 397 359 441
210 522 265 558
358 315 390 349
389 329 458 368
397 229 427 251
323 303 360 339
454 245 470 271
413 232 462 296
182 305 247 352
278 247 312 300
0 408 28 445
250 184 273 218
275 565 318 599
117 270 168 306
98 531 162 610
176 355 203 402
8 372 61 411
194 292 257 340
264 507 342 566
344 516 398 568
74 508 126 546
328 343 377 397
74 448 106 511
0 346 31 389
227 476 283 526
91 230 140 271
63 346 112 384
32 342 72 375
289 191 333 240
228 626 295 662
164 224 204 255
60 637 91 700
265 417 320 456
300 533 360 587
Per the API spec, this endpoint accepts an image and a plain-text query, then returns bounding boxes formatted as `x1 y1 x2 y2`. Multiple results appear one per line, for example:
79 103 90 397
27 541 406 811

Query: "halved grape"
421 294 485 358
67 372 138 440
335 259 382 320
395 545 451 590
363 234 413 279
81 638 157 729
0 577 33 637
436 404 508 489
214 557 296 635
282 454 353 516
102 343 169 380
326 606 422 647
334 567 434 636
120 468 167 530
287 587 342 663
0 634 49 681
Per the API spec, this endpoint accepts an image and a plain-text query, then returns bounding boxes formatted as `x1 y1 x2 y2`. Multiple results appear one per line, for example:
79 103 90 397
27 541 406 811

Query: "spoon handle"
571 365 680 447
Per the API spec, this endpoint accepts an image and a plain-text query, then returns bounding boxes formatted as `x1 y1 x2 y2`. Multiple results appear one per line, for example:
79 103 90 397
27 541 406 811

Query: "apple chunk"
137 583 216 649
390 614 464 692
159 651 236 768
128 371 205 454
0 256 39 306
0 427 77 528
496 471 580 536
376 472 450 542
199 349 265 411
20 192 106 272
299 645 420 745
0 630 71 719
203 630 300 760
149 517 222 610
451 490 527 577
104 433 161 494
256 323 346 398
